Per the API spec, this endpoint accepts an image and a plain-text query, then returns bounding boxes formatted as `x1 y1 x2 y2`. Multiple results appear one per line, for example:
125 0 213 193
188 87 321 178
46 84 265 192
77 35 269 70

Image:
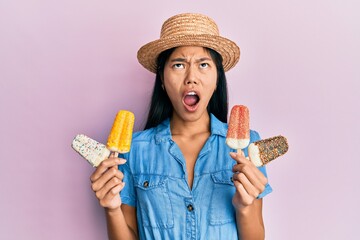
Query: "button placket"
185 198 196 239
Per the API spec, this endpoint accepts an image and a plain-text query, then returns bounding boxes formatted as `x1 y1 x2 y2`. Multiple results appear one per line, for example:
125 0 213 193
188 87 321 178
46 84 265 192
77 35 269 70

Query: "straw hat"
137 13 240 73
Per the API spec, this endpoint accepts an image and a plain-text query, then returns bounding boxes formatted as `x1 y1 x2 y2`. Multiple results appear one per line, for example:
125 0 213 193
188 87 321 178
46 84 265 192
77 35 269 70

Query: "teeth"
187 91 197 96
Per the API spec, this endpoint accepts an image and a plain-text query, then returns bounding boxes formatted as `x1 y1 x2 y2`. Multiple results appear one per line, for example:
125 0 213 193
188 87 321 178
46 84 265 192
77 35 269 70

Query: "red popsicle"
226 105 250 152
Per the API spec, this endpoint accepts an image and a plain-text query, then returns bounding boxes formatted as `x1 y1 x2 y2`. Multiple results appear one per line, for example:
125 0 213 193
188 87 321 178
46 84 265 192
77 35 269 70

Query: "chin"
178 107 209 122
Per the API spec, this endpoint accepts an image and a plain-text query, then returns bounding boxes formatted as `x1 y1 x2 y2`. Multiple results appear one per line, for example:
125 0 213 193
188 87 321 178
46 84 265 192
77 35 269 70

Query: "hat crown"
160 13 220 38
137 12 240 73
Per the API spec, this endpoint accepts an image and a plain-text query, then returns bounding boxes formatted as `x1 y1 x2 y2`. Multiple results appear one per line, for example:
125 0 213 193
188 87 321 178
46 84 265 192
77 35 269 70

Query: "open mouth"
183 91 200 111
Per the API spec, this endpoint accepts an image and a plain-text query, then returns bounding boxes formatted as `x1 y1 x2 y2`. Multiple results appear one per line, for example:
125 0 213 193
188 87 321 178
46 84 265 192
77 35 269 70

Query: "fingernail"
119 159 127 164
230 152 236 157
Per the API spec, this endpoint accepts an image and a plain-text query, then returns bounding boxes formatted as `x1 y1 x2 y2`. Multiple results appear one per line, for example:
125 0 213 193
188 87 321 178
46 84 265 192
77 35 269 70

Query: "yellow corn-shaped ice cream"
107 110 135 153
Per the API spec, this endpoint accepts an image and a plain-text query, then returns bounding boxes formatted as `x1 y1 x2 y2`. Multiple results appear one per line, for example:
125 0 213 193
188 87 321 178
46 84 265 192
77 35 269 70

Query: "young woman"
90 13 272 240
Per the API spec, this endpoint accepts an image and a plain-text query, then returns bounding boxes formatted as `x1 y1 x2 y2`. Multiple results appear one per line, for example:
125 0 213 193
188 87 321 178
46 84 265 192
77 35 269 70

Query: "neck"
170 112 211 137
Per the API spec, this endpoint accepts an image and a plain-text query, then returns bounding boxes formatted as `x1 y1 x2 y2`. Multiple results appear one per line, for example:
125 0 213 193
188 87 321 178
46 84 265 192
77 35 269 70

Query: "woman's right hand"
90 155 127 211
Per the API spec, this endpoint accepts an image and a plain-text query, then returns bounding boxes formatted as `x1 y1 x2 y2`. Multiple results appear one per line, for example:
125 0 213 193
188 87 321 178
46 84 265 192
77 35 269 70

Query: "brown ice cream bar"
248 135 289 166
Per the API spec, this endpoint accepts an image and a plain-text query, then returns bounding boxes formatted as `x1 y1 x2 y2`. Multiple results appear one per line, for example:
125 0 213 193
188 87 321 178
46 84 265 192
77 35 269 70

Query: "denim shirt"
120 114 272 240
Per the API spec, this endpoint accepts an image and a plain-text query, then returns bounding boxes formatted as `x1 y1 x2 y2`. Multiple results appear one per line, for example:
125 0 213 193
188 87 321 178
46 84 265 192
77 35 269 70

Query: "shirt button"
187 204 194 212
143 181 149 188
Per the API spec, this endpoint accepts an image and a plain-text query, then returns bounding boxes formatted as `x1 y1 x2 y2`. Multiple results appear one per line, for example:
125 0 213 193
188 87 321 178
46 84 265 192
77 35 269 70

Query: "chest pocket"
134 174 174 228
209 170 236 225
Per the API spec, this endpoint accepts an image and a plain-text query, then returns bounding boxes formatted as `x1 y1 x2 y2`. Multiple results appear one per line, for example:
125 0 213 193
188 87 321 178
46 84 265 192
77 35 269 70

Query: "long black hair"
144 47 229 130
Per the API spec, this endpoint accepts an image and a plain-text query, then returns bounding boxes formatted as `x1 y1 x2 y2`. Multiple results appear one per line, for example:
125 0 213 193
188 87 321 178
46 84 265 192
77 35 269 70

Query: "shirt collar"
154 114 227 144
210 113 227 137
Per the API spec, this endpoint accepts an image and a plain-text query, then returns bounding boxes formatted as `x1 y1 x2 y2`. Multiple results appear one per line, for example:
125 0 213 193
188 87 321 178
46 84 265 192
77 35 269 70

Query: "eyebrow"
170 57 213 63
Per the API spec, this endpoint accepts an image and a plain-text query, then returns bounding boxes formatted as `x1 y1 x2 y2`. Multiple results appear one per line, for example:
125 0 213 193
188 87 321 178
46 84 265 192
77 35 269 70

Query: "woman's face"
163 46 218 123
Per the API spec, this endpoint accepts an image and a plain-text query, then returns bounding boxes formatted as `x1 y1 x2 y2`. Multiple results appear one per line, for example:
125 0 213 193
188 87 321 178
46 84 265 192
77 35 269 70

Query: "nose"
185 66 198 85
186 78 197 85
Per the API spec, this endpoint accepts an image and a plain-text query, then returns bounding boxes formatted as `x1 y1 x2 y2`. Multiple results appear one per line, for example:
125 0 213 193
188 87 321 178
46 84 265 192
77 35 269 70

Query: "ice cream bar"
71 134 110 167
248 135 289 166
107 110 135 154
226 105 250 151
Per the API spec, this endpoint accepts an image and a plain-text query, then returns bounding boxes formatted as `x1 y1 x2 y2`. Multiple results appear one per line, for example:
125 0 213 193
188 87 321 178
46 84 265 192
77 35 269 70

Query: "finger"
233 163 267 191
92 166 124 191
92 166 124 192
95 176 123 200
236 161 267 186
232 159 254 172
90 158 126 182
230 152 248 164
233 172 262 199
247 160 268 186
252 168 268 186
233 180 253 205
90 158 120 182
231 152 267 186
101 182 125 203
110 152 119 158
236 148 244 156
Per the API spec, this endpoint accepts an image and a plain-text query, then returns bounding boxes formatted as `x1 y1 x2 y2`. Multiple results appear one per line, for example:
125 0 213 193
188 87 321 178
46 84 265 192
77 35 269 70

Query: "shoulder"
131 118 170 143
250 129 261 143
120 128 157 160
132 127 156 143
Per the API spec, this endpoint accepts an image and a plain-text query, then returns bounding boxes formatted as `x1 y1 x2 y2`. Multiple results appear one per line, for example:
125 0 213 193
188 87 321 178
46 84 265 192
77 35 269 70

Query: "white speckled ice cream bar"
71 134 110 167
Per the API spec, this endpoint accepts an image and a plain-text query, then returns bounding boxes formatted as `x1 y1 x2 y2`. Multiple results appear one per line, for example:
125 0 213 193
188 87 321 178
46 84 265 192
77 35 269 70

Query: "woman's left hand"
230 151 268 210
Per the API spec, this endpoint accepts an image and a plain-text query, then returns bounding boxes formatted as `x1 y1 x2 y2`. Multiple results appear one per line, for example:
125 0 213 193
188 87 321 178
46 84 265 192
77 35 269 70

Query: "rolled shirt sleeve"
118 153 136 207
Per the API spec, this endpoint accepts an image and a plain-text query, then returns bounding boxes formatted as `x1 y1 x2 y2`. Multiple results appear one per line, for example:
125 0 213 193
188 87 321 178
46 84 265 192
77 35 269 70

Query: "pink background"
1 1 359 239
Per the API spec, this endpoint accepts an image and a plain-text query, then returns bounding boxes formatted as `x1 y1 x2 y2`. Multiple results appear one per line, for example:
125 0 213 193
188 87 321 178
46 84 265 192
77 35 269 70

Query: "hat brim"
137 34 240 73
